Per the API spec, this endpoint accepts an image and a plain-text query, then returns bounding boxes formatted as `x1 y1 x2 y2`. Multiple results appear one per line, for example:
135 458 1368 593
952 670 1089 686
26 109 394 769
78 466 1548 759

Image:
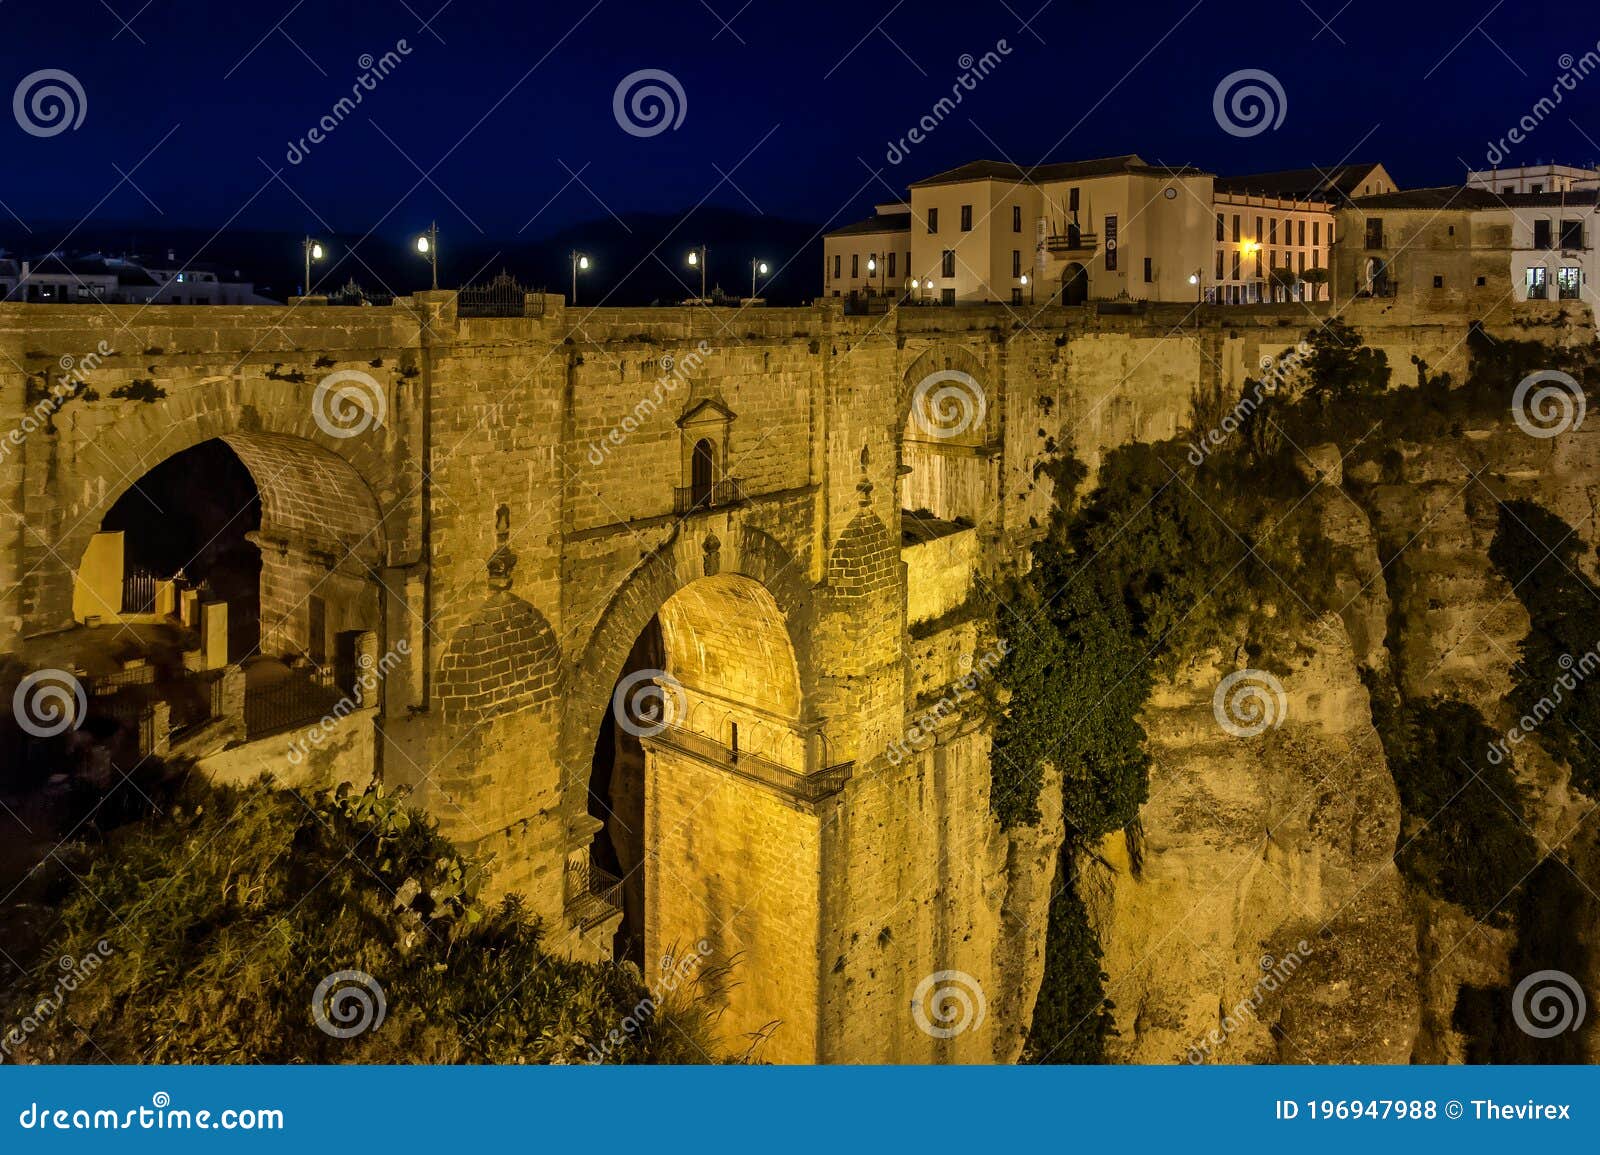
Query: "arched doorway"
78 431 386 742
100 439 262 660
1061 261 1089 305
587 571 809 1051
690 438 715 508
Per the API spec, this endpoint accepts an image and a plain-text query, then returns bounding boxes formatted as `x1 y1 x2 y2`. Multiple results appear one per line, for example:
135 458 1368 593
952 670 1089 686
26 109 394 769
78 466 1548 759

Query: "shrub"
1 777 723 1064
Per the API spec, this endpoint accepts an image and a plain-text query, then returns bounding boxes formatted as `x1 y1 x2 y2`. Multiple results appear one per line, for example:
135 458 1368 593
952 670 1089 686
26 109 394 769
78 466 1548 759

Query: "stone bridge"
0 293 1475 1062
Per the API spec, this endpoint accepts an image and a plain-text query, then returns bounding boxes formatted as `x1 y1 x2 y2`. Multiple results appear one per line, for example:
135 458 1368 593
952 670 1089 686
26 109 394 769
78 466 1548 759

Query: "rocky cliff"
1084 414 1600 1064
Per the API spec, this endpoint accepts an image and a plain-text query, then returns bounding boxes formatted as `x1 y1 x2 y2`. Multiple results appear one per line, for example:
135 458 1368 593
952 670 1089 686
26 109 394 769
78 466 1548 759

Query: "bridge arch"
897 343 994 524
53 376 397 636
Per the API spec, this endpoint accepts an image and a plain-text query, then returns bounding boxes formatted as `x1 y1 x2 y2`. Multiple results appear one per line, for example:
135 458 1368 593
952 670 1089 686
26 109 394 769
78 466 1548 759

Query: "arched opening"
1061 261 1089 305
76 431 385 742
100 439 262 661
586 572 809 1043
690 438 715 508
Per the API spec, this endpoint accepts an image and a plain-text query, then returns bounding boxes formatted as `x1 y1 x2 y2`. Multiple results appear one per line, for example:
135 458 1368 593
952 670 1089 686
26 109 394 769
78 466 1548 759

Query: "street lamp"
1020 273 1033 304
570 251 591 305
415 222 439 290
687 245 707 300
750 258 768 299
1189 269 1202 303
302 237 325 297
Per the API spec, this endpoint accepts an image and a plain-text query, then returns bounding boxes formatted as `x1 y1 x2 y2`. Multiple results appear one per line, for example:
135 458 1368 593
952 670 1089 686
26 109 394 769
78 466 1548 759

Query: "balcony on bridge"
672 476 748 516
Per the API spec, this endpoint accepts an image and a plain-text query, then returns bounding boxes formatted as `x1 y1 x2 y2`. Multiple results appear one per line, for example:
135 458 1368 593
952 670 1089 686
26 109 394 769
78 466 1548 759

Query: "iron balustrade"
673 477 748 515
647 724 853 803
456 272 546 317
564 859 624 917
244 664 341 740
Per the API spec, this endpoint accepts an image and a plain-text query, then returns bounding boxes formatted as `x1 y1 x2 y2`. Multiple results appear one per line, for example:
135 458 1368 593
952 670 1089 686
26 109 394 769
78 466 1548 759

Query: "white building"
1467 163 1600 195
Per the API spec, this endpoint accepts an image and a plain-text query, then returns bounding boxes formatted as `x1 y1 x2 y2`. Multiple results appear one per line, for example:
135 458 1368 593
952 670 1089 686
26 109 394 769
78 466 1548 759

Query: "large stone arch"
897 343 996 523
897 342 994 442
561 520 817 809
47 375 397 631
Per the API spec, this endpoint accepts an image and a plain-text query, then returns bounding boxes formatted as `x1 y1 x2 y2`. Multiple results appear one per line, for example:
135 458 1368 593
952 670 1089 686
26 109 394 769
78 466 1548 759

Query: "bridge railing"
672 477 747 515
646 724 853 803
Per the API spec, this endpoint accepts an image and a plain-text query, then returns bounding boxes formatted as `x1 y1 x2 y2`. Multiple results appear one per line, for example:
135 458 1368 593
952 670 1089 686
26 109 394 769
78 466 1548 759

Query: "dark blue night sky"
3 0 1598 298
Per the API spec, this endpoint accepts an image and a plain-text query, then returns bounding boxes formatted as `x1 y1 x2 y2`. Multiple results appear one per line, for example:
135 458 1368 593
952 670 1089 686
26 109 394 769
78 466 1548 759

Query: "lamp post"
302 237 325 297
1020 273 1033 304
910 277 920 305
415 222 439 290
570 251 590 305
750 258 768 299
1189 269 1202 303
687 245 707 300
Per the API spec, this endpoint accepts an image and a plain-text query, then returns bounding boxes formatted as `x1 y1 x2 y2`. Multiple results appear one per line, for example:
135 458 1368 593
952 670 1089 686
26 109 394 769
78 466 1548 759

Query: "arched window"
691 438 715 507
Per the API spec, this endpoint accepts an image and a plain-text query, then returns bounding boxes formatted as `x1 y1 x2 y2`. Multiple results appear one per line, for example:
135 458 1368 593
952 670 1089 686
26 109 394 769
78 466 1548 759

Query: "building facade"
1468 163 1600 194
1333 185 1599 330
824 157 1396 308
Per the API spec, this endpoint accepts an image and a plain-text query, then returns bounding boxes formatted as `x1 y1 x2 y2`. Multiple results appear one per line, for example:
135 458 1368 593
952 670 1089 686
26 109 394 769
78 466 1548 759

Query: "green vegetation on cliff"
1 776 721 1064
1489 499 1600 800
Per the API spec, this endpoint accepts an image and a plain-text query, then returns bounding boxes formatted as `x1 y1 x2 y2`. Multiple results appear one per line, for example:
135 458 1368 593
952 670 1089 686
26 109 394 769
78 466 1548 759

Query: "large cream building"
824 156 1395 308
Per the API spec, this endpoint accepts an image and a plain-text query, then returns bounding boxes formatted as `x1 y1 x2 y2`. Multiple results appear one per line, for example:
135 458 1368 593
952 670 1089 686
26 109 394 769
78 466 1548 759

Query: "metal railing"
564 859 624 914
673 476 747 515
86 664 156 695
169 670 225 736
648 724 853 803
1045 229 1099 253
121 569 157 614
244 664 340 740
457 272 545 318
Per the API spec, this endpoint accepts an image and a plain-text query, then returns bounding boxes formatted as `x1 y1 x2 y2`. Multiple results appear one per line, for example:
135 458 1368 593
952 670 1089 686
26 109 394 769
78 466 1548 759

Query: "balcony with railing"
645 723 853 805
1044 226 1099 256
1363 230 1389 250
563 858 624 929
673 476 748 516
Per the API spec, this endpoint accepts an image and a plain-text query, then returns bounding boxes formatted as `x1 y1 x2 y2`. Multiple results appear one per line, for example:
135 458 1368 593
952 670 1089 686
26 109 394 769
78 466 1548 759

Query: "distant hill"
0 208 825 307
